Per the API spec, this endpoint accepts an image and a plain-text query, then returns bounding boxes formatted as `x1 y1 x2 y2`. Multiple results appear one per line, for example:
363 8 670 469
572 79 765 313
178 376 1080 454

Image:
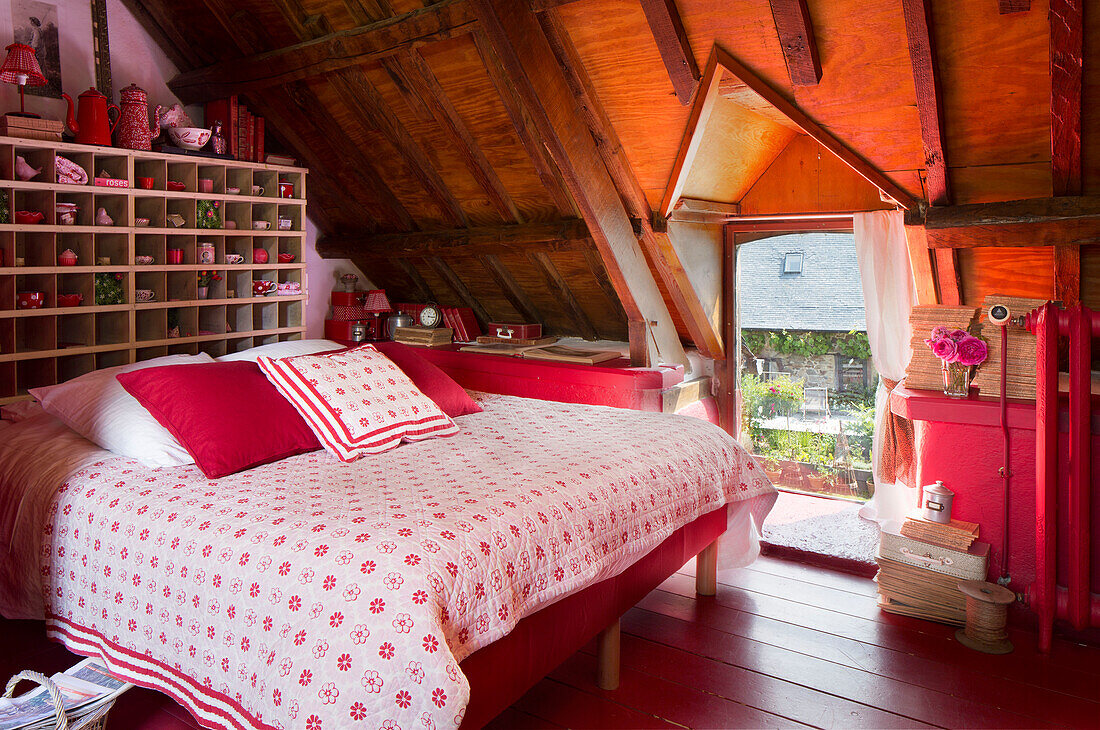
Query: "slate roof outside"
738 232 867 332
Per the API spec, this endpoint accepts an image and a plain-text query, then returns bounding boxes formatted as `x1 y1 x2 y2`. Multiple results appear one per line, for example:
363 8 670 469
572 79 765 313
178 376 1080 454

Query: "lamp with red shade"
363 289 392 340
0 43 47 118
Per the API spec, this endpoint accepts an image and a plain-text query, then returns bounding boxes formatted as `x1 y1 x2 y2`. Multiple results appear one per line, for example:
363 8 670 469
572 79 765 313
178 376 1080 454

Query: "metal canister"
386 312 414 339
350 322 368 343
921 481 955 524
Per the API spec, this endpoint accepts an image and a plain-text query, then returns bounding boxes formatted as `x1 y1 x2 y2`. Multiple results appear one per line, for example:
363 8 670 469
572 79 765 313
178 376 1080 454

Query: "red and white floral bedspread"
38 393 775 729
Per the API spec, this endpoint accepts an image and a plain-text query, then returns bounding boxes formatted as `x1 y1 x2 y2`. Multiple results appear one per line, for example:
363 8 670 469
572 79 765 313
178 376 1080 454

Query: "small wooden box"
879 531 988 580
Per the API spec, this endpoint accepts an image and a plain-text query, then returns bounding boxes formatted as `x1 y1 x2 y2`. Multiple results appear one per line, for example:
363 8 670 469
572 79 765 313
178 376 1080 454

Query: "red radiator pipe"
1026 302 1099 652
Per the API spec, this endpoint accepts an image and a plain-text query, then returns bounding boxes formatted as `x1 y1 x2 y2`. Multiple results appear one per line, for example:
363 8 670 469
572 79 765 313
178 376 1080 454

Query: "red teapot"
62 88 120 146
115 84 160 151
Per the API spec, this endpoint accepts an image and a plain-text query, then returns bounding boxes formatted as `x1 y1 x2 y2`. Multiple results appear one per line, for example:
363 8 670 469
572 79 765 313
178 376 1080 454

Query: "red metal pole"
1031 303 1059 652
1067 306 1092 631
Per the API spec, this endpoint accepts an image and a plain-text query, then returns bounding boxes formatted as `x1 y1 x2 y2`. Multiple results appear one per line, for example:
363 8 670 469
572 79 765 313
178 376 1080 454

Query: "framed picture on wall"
11 0 62 99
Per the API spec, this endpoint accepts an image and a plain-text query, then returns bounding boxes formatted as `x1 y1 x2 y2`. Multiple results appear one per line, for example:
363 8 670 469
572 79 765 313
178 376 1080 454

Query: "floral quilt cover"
38 393 775 729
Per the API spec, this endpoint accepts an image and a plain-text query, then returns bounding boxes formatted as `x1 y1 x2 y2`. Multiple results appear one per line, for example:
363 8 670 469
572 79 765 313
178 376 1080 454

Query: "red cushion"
116 361 321 478
374 341 482 418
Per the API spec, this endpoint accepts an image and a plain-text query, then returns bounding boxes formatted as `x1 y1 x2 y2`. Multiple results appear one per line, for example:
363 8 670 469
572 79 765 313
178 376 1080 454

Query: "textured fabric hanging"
853 210 917 532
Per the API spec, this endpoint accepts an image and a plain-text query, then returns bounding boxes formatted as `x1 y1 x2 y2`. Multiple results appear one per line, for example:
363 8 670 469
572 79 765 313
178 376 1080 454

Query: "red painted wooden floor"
4 555 1100 729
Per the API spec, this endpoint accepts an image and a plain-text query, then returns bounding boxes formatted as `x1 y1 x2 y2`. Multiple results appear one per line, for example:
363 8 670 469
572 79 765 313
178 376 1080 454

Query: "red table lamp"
363 289 391 340
0 43 47 118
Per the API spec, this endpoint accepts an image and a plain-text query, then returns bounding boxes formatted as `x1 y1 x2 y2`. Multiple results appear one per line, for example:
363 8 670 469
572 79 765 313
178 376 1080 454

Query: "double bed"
0 344 775 730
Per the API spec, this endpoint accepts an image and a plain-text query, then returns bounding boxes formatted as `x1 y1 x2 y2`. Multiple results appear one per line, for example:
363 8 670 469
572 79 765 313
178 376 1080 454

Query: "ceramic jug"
62 88 120 146
115 84 160 151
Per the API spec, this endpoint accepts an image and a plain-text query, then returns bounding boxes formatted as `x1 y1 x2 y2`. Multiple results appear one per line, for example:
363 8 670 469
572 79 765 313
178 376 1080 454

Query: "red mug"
17 291 45 309
252 280 276 296
137 176 154 189
167 248 183 264
278 181 294 198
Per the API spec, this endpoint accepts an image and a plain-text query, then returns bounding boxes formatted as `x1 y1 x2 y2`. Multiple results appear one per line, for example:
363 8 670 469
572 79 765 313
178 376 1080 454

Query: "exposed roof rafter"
167 0 477 104
901 0 951 205
767 0 821 86
639 0 701 104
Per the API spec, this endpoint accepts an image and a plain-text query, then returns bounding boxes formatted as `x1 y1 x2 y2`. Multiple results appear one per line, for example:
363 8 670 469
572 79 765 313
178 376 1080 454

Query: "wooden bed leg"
595 619 620 691
696 539 718 596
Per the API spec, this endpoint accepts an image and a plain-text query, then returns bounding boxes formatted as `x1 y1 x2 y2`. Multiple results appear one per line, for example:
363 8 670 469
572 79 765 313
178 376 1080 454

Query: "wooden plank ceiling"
126 0 1089 343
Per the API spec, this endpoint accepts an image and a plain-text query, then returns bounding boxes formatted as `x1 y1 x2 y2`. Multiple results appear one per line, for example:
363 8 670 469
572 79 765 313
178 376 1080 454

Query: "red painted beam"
1031 303 1059 652
901 0 950 205
638 0 700 104
1050 0 1083 197
767 0 821 86
1066 306 1092 631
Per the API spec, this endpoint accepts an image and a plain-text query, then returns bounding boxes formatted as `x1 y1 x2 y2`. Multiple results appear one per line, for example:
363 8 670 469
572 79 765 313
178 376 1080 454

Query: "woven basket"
4 671 116 730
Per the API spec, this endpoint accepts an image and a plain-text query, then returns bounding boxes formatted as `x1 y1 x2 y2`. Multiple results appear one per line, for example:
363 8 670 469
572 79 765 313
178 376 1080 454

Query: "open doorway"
731 226 881 569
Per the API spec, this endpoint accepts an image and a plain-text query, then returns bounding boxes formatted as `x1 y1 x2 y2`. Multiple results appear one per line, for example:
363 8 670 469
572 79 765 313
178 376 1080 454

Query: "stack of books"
876 557 969 626
441 307 480 342
971 295 1045 401
876 526 990 627
204 95 265 161
904 305 978 391
393 326 453 347
900 514 979 551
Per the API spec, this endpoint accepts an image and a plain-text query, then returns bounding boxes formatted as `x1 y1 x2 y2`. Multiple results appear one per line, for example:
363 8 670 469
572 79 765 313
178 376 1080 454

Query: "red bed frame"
458 506 727 727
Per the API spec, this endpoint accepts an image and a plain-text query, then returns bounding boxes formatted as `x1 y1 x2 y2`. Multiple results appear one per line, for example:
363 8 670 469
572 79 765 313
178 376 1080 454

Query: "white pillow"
217 339 344 363
30 353 214 467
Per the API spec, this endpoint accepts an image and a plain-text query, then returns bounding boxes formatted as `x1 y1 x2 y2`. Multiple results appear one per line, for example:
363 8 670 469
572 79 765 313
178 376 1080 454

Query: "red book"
442 307 459 339
254 116 265 163
203 96 237 157
456 308 481 341
237 107 249 161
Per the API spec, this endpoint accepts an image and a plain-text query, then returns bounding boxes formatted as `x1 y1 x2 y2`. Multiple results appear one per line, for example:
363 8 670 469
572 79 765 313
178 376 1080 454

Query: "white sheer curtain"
853 210 918 532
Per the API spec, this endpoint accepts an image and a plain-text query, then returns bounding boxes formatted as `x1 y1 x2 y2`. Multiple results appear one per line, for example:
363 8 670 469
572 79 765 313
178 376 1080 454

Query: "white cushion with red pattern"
257 344 458 461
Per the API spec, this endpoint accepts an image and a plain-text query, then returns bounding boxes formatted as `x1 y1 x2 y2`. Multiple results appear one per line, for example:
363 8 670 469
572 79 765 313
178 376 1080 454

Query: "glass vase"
942 361 972 398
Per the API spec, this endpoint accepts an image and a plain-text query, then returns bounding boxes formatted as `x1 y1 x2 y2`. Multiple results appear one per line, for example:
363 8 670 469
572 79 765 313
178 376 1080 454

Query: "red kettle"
62 88 120 146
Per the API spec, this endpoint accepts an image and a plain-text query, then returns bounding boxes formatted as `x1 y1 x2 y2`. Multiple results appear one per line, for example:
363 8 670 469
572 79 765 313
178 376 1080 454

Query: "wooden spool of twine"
955 580 1015 654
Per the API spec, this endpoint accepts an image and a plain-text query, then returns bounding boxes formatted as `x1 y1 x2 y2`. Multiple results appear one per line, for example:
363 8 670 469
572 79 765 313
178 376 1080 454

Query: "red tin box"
487 322 541 340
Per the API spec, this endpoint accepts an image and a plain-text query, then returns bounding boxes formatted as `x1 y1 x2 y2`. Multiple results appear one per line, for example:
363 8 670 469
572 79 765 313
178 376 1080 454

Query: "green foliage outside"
740 373 803 432
742 328 872 360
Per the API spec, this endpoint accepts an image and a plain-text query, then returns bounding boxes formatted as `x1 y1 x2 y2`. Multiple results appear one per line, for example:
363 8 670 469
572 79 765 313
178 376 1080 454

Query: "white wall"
0 0 366 339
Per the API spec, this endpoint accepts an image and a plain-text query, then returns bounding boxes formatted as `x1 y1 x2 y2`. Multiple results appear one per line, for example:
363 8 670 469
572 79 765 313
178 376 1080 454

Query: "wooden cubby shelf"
0 136 308 402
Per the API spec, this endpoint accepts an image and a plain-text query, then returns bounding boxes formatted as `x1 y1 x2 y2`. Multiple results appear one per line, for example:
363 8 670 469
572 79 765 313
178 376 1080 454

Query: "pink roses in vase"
924 327 988 397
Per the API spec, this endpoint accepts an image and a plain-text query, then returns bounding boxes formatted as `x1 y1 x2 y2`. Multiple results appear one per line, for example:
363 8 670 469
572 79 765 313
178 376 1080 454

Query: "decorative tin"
921 480 955 524
198 243 215 264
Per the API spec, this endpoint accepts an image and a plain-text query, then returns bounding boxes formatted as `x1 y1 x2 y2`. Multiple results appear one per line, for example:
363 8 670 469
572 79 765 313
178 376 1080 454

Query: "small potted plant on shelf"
924 327 989 398
197 270 221 299
196 199 222 229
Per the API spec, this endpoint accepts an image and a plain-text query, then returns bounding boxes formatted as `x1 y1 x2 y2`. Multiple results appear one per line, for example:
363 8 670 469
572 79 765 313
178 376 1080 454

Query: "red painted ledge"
890 383 1038 430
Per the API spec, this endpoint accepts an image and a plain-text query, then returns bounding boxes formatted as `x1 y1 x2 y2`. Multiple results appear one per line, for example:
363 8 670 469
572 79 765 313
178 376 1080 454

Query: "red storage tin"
487 322 541 340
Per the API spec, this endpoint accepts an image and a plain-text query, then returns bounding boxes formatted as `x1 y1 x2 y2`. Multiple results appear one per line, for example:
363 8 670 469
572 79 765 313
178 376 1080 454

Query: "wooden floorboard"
623 607 1054 729
582 633 932 729
640 588 1100 728
660 571 1100 700
4 554 1100 729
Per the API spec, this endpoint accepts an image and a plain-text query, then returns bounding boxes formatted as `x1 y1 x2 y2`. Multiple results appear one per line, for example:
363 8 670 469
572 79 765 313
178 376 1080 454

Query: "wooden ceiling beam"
272 0 333 40
380 56 435 122
933 249 962 305
344 0 396 25
927 219 1100 249
901 0 950 205
767 0 822 86
1050 0 1083 196
317 219 589 258
167 0 477 104
281 81 414 231
395 49 524 223
474 0 686 365
638 0 701 104
480 254 544 324
120 0 208 69
999 0 1030 12
329 66 468 228
539 10 720 359
425 256 493 324
674 198 741 216
392 257 438 301
472 29 576 217
529 251 599 340
582 247 628 320
921 195 1100 228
